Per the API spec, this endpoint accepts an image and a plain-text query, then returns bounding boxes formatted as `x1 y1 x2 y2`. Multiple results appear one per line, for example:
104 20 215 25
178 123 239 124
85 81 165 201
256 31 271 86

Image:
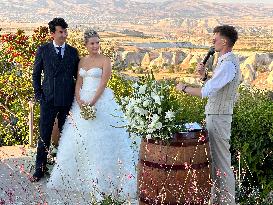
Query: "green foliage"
100 41 119 66
0 27 50 146
66 30 88 57
174 89 206 124
0 67 36 145
97 195 126 205
231 85 273 204
107 71 133 105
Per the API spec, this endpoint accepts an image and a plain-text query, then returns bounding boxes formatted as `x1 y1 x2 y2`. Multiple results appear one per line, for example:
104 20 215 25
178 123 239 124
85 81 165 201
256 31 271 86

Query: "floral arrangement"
80 104 97 120
121 73 184 141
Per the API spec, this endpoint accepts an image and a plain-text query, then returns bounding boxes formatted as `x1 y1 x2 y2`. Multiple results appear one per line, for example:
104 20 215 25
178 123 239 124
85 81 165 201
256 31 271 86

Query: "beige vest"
205 53 240 115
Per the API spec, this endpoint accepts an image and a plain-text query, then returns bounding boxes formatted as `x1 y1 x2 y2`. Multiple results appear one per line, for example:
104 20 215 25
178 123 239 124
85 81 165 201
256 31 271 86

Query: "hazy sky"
135 0 273 3
210 0 273 3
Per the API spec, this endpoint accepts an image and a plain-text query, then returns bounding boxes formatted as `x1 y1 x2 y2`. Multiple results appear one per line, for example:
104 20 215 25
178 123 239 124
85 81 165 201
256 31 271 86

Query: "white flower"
151 114 160 123
143 100 150 107
125 102 132 110
165 110 175 121
134 117 145 129
125 103 135 116
158 108 162 114
139 84 147 94
141 109 148 116
135 98 142 104
133 82 139 88
149 114 162 131
147 127 155 133
151 92 161 104
123 96 130 102
155 122 162 130
146 134 152 139
131 99 138 105
136 108 148 116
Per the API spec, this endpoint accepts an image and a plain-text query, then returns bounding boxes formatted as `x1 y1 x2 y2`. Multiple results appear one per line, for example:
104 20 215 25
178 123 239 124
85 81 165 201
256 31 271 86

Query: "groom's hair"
213 25 238 47
48 18 68 33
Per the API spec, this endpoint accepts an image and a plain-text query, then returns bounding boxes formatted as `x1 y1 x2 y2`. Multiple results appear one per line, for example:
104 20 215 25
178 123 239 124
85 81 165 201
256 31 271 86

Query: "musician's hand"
176 83 187 92
196 63 206 78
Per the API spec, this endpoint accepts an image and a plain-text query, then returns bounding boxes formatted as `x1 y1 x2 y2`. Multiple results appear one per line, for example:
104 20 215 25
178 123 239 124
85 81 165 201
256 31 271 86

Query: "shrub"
231 85 273 204
0 27 50 146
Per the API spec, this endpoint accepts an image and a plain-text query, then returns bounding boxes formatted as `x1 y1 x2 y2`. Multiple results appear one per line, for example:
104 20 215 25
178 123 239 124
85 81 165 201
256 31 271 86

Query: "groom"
31 18 79 182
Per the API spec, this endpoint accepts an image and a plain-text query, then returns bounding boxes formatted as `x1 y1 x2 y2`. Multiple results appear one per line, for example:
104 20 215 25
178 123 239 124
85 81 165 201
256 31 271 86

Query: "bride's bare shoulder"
79 56 88 64
98 54 109 60
99 54 111 64
80 56 89 62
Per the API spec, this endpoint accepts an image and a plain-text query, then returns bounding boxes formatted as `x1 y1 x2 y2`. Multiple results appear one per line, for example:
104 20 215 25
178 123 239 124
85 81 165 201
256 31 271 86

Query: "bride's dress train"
47 68 138 203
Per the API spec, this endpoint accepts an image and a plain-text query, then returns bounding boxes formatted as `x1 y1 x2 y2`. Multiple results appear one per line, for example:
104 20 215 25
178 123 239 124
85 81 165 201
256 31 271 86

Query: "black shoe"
29 172 44 182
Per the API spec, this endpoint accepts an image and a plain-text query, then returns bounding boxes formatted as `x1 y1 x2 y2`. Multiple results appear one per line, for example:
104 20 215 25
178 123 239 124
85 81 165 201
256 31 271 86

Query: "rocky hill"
116 48 273 87
0 0 272 26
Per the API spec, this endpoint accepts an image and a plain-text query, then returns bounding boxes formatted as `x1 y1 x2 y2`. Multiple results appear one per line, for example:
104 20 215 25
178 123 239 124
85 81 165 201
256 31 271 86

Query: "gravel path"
0 146 137 205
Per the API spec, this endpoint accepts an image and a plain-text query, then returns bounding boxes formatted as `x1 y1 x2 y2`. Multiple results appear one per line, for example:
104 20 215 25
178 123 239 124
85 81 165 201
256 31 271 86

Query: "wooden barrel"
138 130 211 205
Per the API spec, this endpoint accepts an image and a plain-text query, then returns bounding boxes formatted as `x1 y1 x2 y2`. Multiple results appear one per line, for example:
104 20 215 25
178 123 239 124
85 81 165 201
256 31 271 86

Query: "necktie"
56 46 62 60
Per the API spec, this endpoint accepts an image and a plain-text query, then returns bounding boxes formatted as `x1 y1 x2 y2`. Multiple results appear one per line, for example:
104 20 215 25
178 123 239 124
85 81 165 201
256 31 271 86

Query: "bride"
47 29 138 203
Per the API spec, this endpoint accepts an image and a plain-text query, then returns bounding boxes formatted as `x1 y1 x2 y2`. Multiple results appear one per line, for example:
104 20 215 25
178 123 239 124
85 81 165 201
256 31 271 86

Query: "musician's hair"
213 25 238 47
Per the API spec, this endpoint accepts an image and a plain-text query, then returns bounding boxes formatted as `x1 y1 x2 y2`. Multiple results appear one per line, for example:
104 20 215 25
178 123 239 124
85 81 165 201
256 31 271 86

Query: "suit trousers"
206 114 236 205
35 99 70 176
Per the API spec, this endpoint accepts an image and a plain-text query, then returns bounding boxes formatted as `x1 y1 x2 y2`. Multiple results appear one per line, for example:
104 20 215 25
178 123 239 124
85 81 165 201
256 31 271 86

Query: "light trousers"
206 114 236 205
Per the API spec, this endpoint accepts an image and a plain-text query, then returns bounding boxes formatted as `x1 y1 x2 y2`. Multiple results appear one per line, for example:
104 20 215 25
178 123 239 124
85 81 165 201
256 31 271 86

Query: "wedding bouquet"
121 73 185 141
80 104 97 120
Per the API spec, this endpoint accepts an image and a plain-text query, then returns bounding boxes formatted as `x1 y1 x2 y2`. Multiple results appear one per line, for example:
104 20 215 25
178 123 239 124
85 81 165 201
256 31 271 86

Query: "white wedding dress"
47 68 139 203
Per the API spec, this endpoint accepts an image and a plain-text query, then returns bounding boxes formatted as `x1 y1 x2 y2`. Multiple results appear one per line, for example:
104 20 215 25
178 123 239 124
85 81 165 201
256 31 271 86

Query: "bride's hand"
77 99 85 108
86 102 95 107
85 98 96 107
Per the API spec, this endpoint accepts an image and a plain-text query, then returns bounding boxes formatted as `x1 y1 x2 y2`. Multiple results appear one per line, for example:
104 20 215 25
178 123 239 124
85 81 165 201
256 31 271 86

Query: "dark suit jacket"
32 42 79 106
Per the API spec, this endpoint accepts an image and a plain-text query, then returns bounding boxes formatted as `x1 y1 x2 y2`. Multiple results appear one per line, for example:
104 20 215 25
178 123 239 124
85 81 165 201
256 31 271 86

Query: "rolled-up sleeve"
201 61 236 98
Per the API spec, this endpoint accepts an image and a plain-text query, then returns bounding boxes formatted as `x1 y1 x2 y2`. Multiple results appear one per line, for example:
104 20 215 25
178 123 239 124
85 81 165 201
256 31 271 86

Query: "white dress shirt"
201 52 236 98
53 41 65 58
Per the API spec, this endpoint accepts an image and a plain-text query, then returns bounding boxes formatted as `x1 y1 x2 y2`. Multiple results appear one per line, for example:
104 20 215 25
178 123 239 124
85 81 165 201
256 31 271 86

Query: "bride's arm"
75 58 84 107
89 57 112 106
